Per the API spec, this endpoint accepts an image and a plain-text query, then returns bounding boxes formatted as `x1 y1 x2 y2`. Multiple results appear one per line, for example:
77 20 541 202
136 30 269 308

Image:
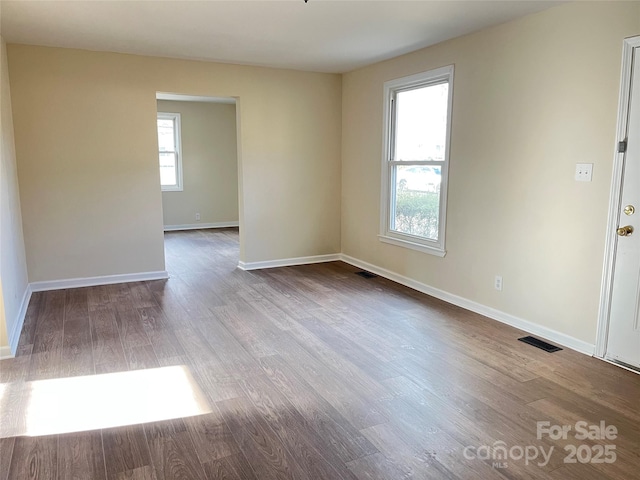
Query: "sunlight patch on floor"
0 365 210 437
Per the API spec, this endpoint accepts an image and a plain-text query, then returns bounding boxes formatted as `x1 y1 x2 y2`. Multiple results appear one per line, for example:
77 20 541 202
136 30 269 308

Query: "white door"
606 39 640 369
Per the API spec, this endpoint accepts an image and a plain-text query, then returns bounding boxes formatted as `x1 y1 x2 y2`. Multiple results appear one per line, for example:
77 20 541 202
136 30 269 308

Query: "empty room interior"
1 1 640 479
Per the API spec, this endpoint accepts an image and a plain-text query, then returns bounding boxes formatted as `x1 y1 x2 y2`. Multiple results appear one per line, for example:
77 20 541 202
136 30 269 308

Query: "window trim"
379 65 454 257
157 112 183 192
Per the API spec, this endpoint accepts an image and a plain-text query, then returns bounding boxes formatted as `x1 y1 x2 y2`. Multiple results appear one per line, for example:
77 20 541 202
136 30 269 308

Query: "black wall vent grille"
355 271 378 279
518 336 562 353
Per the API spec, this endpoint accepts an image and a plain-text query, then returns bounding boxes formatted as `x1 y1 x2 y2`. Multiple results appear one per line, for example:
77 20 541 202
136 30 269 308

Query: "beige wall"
8 46 342 282
341 1 640 345
157 100 238 227
0 36 29 353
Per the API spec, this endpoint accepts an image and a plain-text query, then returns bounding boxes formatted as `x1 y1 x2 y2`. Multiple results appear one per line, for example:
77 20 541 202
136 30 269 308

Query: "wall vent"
518 336 562 353
355 271 378 279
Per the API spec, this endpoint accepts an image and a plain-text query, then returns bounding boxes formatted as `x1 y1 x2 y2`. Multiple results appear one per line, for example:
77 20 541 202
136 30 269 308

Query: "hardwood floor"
1 227 639 479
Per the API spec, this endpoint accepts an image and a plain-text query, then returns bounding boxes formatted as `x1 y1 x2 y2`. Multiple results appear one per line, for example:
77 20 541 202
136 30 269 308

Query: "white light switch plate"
575 163 593 182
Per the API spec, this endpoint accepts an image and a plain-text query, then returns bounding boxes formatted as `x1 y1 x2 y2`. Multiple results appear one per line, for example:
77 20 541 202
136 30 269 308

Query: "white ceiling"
0 0 563 73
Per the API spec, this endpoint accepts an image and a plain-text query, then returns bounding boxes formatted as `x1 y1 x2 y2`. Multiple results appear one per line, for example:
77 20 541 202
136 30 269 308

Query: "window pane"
157 119 175 152
159 152 176 186
395 82 448 161
392 164 440 240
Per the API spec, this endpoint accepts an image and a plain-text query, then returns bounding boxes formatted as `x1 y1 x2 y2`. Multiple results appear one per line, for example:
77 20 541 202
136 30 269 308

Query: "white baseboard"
238 254 341 271
0 346 13 360
30 271 169 292
340 254 595 356
164 222 239 231
2 283 32 359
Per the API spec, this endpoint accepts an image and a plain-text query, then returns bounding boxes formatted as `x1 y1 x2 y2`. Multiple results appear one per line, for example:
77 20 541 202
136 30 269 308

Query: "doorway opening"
155 93 241 275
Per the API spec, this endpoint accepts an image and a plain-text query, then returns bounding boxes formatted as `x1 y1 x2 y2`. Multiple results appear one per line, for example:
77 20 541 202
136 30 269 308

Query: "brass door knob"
617 225 634 237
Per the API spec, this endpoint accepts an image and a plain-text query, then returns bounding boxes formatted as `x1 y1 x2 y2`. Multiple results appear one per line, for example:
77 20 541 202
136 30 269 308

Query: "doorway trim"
596 35 640 359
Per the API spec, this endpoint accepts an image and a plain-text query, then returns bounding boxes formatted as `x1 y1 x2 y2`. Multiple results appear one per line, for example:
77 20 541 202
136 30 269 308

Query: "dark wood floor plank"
87 285 112 312
216 397 313 480
150 289 194 327
114 304 151 350
0 437 15 480
243 296 297 331
61 317 94 377
402 308 541 383
179 273 228 311
285 320 394 403
102 425 152 480
193 318 263 379
142 328 185 363
65 288 89 324
127 282 158 309
234 373 359 480
548 463 618 480
388 355 550 440
201 453 258 480
250 281 320 321
24 291 65 382
0 352 30 383
393 344 549 406
144 419 207 480
8 436 58 480
183 413 240 464
174 290 217 321
34 290 66 335
90 306 128 374
58 430 107 480
125 344 160 371
310 309 401 363
258 354 378 463
526 357 640 422
346 452 411 480
106 284 132 306
271 332 388 430
138 306 168 332
27 329 64 381
114 466 157 480
361 421 493 480
212 303 282 358
378 379 563 478
298 314 401 381
172 326 220 369
527 396 640 480
192 361 243 404
138 307 187 362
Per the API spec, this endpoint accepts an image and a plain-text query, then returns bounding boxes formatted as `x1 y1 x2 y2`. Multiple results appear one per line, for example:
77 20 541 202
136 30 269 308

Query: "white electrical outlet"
195 213 201 221
575 163 593 182
495 275 503 291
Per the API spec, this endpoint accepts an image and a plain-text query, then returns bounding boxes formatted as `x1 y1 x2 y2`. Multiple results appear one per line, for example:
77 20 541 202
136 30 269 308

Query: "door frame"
596 35 640 359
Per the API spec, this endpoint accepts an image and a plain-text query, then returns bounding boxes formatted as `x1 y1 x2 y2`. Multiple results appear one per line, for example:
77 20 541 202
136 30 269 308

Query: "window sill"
161 187 183 192
378 234 446 257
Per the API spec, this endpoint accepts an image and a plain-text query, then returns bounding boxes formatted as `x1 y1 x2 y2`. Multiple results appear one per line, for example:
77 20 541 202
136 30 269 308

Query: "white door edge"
596 35 640 359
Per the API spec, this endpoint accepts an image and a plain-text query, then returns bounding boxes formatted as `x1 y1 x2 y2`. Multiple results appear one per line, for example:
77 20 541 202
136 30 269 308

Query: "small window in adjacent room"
379 65 454 257
157 112 183 191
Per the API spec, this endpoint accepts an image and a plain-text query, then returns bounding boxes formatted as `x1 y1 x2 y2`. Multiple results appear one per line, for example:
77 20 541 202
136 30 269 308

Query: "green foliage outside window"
394 189 440 240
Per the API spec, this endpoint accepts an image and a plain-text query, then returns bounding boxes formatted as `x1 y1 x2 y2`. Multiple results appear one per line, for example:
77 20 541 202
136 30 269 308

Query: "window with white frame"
157 112 183 191
379 65 454 256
